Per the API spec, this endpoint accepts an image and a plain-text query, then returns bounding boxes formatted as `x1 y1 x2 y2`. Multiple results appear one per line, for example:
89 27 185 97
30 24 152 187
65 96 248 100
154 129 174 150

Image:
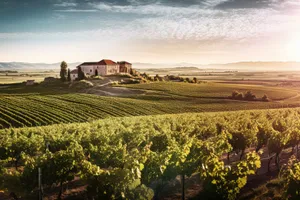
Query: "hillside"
1 108 299 199
1 81 300 129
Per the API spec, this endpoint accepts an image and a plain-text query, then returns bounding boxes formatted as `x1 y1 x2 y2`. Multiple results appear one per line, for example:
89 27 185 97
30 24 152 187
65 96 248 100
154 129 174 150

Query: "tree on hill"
78 66 85 81
60 61 68 82
67 69 71 82
244 91 256 101
193 77 198 83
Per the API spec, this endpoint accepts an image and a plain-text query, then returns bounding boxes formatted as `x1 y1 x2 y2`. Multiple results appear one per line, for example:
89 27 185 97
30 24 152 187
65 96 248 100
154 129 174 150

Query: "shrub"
166 75 181 81
130 69 140 77
281 156 300 200
92 76 104 80
236 93 243 100
125 78 141 84
193 77 198 83
232 91 239 99
70 80 94 89
262 94 269 102
111 81 119 86
231 91 244 100
77 67 86 81
244 91 256 101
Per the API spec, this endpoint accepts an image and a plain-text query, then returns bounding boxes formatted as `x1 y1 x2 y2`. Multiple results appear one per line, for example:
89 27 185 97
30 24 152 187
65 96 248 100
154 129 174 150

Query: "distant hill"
0 62 81 71
1 61 300 71
206 62 300 71
134 61 300 71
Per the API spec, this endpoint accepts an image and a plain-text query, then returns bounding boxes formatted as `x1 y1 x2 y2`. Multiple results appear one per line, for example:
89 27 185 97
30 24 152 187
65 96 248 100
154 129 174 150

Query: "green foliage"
60 61 68 82
70 80 94 89
2 108 300 199
67 68 71 82
1 81 298 129
244 91 256 101
231 90 244 100
201 152 261 200
262 94 269 102
77 66 86 80
281 156 300 200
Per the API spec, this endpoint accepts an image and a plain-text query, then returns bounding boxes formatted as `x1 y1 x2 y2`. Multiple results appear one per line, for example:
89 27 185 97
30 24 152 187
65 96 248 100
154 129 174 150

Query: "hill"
2 61 300 71
0 81 299 129
0 108 299 199
207 61 300 71
0 62 81 71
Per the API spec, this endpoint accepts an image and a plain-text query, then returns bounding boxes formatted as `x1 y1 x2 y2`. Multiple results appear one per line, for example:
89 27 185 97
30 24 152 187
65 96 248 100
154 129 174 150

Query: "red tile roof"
77 59 118 68
98 59 117 65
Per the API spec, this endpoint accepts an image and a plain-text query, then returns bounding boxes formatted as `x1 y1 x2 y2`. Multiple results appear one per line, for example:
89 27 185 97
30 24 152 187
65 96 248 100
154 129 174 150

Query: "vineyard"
0 93 170 129
123 82 297 100
1 81 300 129
1 108 300 199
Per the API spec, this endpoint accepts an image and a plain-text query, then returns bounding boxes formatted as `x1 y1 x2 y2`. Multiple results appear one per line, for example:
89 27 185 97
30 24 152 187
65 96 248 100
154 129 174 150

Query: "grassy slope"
0 81 299 129
123 82 297 100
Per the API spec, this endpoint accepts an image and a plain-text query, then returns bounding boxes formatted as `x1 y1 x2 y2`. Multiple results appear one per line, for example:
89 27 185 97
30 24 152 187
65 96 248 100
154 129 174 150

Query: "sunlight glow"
285 38 300 60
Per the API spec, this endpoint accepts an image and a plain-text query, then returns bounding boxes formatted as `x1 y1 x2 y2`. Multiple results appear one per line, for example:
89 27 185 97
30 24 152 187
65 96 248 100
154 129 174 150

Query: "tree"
67 69 71 82
262 94 269 102
193 77 198 83
78 67 85 81
244 91 256 101
60 61 68 82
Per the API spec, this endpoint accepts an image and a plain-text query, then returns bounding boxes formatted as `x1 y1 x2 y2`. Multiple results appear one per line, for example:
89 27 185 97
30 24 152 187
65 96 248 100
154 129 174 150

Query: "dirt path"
84 79 145 96
273 92 300 103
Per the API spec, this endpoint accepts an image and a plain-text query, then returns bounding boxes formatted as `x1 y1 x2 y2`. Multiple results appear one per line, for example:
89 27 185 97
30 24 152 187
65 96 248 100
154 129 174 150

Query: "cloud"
2 5 298 43
54 2 78 7
89 2 223 15
214 0 298 10
55 9 98 12
1 0 299 47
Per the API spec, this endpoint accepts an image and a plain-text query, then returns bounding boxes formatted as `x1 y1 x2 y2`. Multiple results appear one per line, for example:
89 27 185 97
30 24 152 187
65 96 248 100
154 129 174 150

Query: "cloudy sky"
0 0 299 64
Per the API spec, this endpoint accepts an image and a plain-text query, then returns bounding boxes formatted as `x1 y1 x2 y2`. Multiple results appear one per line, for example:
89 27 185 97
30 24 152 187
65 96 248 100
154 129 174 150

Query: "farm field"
1 108 300 199
1 81 300 129
139 68 300 81
123 82 297 100
0 71 58 84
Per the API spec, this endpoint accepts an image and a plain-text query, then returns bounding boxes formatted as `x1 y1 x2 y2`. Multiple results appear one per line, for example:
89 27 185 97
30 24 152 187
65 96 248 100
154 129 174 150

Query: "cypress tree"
60 61 68 82
67 68 71 82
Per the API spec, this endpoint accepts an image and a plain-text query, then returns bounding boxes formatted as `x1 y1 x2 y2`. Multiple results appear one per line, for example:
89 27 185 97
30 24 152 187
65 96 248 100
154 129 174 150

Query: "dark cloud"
214 0 276 9
75 0 206 7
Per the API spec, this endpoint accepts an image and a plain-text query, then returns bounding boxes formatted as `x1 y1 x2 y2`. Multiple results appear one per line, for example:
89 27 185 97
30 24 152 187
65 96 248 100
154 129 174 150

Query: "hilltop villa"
70 59 132 81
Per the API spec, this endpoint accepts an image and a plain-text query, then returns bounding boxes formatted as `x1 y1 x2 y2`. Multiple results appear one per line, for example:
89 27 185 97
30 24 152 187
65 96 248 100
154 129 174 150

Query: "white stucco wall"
79 64 120 76
80 65 95 76
106 64 120 75
95 65 107 76
71 73 78 81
